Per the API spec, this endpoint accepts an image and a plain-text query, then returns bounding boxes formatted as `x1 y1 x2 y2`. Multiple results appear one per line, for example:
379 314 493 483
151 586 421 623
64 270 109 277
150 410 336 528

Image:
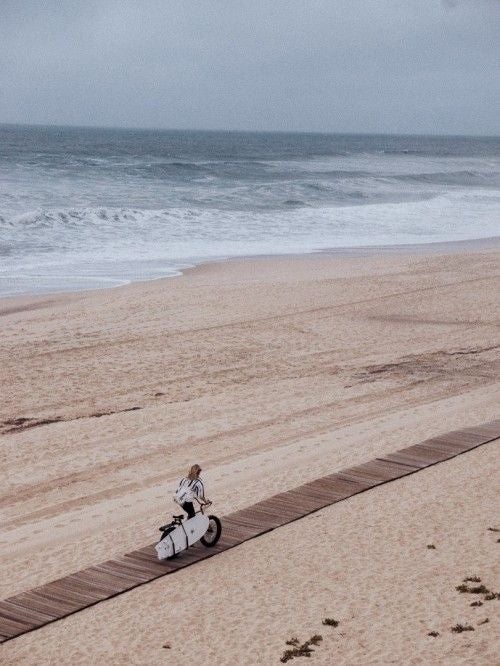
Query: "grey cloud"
0 0 498 134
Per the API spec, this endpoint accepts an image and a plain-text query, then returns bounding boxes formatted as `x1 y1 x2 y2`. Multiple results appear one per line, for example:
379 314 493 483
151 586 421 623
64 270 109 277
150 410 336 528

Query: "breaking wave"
1 126 499 296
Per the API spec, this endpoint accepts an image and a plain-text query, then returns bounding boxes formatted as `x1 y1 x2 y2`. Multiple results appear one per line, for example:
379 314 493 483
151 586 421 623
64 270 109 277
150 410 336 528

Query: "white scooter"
155 501 222 560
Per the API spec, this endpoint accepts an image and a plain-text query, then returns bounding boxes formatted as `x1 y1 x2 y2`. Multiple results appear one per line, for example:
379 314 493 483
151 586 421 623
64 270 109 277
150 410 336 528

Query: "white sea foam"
1 189 499 296
1 127 499 296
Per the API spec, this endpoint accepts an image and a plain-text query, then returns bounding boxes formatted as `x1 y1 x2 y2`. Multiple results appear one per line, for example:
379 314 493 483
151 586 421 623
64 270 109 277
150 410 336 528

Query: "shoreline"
2 234 500 307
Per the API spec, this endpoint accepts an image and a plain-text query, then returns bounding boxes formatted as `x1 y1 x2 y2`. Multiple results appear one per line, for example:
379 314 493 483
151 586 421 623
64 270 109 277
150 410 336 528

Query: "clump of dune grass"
455 583 489 594
451 624 474 633
427 631 439 637
477 618 489 625
470 585 489 594
484 592 500 601
456 575 500 601
309 635 322 645
322 618 339 627
426 544 436 549
280 635 323 662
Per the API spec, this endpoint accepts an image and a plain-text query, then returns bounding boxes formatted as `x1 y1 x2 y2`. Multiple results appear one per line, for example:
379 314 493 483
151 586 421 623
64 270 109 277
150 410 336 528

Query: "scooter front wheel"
200 515 222 547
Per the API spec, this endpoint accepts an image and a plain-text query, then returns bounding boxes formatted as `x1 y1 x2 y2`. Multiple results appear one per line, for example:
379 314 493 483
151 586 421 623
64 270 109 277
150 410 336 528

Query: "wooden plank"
409 446 458 463
259 492 314 510
1 592 63 620
226 512 273 529
0 602 55 628
323 475 373 495
381 451 434 469
123 549 164 565
133 544 157 555
20 588 83 615
0 423 498 644
70 570 130 595
0 599 53 626
33 581 100 608
0 612 33 638
74 567 137 596
269 496 326 515
206 541 234 555
239 502 286 519
232 508 284 528
417 441 470 455
421 437 472 451
240 504 285 521
215 517 264 533
281 487 345 508
378 454 429 469
418 439 465 453
95 563 144 583
258 495 323 519
207 533 241 549
106 554 164 576
355 459 408 474
435 432 486 447
337 466 389 486
375 457 419 471
127 552 180 572
221 515 266 529
0 608 34 630
234 512 284 530
240 510 287 529
118 554 167 575
160 548 209 570
214 526 254 542
409 446 452 462
310 475 368 500
49 577 110 603
298 481 351 502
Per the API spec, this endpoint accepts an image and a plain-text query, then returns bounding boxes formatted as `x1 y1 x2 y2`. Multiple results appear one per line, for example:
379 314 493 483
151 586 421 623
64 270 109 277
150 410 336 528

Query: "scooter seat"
172 514 184 521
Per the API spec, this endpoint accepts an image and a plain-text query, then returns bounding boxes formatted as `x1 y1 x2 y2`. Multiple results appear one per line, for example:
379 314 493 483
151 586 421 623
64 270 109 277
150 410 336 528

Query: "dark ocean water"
0 125 499 296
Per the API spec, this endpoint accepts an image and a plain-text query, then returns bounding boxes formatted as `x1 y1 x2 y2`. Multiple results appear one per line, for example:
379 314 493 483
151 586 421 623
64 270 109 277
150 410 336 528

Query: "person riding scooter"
174 464 210 518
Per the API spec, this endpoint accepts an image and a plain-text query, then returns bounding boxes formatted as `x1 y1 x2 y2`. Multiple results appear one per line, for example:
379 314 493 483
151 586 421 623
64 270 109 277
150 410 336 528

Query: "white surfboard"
155 514 209 560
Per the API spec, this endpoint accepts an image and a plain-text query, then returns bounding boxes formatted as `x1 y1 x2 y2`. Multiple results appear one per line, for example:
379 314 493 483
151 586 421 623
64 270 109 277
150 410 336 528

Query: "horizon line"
1 121 499 140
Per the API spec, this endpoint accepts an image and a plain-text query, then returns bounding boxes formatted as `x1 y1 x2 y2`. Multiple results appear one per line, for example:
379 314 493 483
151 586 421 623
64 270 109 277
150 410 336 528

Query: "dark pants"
182 501 195 519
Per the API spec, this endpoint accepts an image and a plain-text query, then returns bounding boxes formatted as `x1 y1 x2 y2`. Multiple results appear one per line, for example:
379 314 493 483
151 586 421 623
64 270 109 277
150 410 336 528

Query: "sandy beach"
1 241 499 665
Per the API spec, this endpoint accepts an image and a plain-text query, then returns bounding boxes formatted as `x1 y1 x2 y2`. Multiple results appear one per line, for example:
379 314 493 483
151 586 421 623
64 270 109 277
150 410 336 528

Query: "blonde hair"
187 464 202 480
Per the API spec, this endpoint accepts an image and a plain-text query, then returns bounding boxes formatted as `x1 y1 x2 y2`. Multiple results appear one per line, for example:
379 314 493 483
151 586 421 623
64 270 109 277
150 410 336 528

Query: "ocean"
1 125 499 297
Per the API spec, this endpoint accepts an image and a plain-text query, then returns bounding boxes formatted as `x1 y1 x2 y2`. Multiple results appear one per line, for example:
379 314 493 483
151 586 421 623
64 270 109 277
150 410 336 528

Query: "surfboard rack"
159 515 184 531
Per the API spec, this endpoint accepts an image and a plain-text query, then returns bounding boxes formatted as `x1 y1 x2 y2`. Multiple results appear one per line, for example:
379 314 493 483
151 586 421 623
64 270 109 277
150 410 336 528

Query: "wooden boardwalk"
1 419 498 644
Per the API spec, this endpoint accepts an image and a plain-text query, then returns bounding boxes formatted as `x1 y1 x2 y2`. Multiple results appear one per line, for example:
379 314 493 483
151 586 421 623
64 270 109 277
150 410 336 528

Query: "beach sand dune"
1 243 499 664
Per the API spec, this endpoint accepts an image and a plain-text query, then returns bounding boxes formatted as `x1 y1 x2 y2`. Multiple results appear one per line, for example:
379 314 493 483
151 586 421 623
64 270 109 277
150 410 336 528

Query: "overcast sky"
0 0 499 135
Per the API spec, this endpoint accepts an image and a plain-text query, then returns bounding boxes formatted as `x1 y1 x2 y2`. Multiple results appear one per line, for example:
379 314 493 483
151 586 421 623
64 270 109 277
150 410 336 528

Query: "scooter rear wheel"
200 515 222 547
